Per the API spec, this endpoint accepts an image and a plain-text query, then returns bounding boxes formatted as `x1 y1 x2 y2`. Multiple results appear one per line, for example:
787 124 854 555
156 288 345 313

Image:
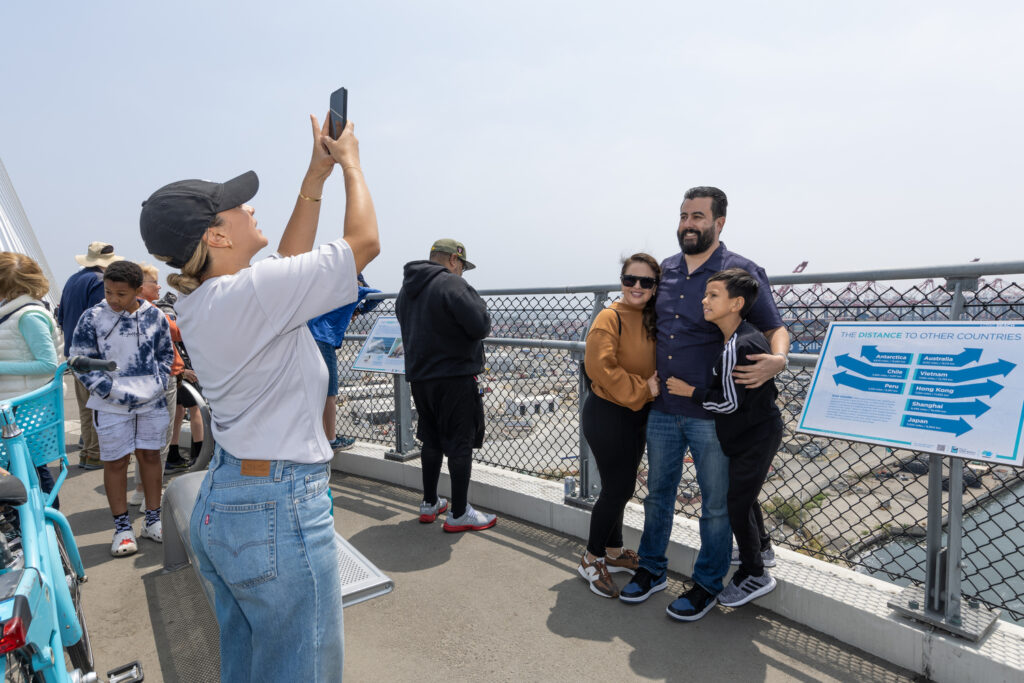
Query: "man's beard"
678 228 714 254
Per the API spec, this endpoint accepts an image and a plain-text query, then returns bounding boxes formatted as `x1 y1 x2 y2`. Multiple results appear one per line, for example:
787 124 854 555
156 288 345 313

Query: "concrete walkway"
55 380 922 682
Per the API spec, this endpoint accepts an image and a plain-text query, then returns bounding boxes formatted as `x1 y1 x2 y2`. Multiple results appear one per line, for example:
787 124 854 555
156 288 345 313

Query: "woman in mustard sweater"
578 253 660 598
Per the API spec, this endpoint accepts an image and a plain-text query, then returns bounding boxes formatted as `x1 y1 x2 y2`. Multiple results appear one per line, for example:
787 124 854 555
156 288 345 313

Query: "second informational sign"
797 321 1024 466
351 316 406 375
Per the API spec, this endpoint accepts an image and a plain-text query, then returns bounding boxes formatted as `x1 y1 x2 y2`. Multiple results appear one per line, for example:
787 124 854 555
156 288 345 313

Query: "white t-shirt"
175 238 358 464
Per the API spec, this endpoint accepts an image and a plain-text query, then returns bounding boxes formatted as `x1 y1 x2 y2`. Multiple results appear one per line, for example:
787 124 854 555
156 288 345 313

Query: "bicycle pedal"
106 661 144 683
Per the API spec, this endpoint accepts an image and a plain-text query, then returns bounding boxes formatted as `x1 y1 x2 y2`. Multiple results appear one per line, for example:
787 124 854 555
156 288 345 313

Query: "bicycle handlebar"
67 356 117 372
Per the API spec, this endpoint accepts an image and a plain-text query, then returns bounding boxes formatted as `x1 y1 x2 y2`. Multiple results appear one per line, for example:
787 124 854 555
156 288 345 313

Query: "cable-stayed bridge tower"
0 157 58 307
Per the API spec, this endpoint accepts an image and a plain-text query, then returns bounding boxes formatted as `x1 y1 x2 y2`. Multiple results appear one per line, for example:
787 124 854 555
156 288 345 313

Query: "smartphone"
329 87 348 139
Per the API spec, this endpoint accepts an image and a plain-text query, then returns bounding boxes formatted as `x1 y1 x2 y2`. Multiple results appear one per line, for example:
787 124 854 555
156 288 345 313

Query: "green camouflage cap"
430 238 476 270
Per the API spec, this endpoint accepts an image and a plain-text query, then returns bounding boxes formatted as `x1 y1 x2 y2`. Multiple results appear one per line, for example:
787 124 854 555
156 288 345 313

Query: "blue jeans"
638 409 731 594
190 448 344 682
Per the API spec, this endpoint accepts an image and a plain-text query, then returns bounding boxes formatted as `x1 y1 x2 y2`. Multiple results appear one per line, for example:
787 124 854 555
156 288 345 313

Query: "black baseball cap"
139 170 259 268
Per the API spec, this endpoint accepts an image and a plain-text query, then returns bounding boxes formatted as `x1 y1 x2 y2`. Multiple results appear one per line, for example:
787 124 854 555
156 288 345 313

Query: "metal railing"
328 261 1024 621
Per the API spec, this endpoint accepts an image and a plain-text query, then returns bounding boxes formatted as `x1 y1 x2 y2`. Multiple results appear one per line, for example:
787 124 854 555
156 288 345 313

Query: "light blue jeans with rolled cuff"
189 447 344 682
638 409 732 595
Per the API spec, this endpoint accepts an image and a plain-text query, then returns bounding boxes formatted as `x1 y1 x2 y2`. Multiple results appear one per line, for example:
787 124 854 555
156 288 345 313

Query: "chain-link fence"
328 268 1024 620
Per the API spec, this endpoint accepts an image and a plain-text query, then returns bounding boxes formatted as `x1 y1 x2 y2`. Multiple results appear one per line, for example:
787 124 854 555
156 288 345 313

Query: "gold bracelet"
298 192 321 203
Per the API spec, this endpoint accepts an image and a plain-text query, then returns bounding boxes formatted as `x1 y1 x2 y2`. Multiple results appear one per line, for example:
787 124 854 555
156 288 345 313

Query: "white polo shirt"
175 238 358 464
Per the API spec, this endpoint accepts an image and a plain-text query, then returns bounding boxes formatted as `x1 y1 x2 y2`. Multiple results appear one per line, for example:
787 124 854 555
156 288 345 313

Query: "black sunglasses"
621 275 657 290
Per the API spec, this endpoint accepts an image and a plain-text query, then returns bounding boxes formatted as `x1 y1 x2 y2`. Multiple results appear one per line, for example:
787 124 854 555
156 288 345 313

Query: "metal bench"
162 384 393 609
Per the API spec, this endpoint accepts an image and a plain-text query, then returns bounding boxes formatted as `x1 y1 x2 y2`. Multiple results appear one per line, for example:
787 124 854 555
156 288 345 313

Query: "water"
857 483 1024 622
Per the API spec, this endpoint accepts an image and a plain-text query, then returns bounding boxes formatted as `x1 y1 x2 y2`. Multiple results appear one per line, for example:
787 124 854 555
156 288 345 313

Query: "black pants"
581 392 650 557
726 419 783 575
411 375 484 519
35 466 59 510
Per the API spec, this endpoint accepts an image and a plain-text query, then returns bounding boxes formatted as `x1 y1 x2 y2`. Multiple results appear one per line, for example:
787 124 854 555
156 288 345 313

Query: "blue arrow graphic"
833 372 905 394
861 346 913 365
917 348 983 367
913 359 1016 384
910 380 1004 398
836 354 910 379
904 398 991 417
901 414 973 437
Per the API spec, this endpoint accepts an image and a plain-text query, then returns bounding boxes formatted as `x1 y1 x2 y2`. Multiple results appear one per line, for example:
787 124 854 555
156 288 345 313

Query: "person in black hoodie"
395 239 496 532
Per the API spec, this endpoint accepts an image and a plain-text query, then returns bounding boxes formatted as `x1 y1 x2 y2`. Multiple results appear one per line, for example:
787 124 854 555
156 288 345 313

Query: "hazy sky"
2 2 1022 294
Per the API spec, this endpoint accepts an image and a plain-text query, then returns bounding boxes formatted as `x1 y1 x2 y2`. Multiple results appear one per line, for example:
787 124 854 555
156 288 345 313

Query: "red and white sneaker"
442 504 497 533
110 529 138 557
419 497 449 523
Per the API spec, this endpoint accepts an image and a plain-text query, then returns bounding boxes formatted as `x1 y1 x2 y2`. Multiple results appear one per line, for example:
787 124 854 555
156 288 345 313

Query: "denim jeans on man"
190 448 344 682
639 409 731 594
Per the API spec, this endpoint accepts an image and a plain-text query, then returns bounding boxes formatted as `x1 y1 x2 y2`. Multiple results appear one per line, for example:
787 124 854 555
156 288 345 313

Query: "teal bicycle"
0 359 142 683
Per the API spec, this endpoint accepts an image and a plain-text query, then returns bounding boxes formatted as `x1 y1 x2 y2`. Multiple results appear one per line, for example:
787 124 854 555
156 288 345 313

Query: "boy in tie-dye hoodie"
70 260 173 557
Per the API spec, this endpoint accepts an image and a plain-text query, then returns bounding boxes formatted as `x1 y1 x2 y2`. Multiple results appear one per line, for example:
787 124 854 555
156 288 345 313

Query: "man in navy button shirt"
618 187 790 621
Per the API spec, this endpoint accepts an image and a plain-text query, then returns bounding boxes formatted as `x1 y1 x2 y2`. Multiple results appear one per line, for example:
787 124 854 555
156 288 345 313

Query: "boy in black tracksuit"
667 267 784 608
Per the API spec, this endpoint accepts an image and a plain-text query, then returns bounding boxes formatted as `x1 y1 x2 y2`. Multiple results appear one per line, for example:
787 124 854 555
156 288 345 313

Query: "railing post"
565 293 605 508
943 277 972 623
385 375 420 462
944 277 977 321
565 348 598 508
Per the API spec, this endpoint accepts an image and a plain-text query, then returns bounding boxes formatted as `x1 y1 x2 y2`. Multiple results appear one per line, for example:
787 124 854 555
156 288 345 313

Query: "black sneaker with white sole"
666 584 717 621
618 567 667 603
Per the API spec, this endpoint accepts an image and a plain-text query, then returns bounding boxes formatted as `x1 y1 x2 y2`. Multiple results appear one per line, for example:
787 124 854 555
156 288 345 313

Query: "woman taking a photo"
577 253 660 598
139 114 379 682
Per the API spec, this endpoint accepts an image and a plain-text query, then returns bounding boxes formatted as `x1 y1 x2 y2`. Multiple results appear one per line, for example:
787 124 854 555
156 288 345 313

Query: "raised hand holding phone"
321 118 360 171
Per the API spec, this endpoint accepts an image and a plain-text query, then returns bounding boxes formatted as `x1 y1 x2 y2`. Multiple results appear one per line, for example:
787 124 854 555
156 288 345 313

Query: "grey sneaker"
718 570 776 607
419 497 448 523
443 504 497 533
731 545 776 568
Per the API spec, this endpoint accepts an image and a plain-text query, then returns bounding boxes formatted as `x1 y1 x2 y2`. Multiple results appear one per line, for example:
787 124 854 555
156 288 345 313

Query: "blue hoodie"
307 284 381 348
69 299 173 414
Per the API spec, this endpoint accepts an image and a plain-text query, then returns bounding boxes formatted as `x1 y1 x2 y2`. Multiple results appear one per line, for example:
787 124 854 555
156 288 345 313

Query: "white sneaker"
139 520 163 543
128 489 146 507
111 529 138 557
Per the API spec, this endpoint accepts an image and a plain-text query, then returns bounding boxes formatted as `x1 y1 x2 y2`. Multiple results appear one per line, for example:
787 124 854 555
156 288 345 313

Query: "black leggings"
581 393 650 557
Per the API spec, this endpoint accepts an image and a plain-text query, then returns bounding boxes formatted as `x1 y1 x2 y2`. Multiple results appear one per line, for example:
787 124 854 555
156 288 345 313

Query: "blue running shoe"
618 567 667 603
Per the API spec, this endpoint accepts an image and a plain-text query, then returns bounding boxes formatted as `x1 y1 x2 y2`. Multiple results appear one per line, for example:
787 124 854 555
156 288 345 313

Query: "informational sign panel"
797 321 1024 466
351 316 406 375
